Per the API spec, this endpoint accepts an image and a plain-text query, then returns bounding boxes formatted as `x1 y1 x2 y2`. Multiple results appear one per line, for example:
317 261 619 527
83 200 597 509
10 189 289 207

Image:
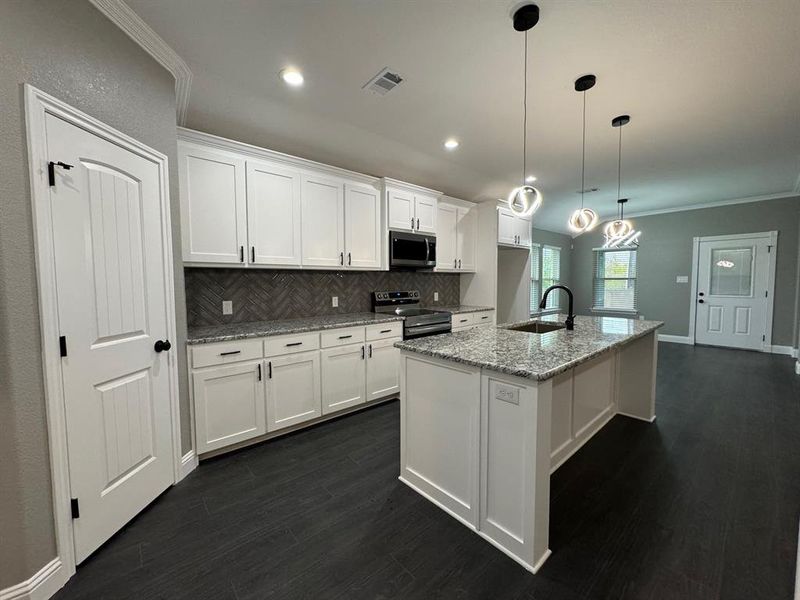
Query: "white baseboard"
177 449 198 483
657 334 694 345
795 360 800 376
0 558 67 600
768 345 795 356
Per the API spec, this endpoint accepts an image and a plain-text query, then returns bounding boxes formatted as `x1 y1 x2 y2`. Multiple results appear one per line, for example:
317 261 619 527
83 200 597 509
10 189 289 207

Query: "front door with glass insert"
695 235 773 350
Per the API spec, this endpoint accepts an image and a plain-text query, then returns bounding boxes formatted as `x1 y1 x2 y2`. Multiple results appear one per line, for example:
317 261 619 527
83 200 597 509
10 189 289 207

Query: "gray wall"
571 197 800 346
0 1 188 587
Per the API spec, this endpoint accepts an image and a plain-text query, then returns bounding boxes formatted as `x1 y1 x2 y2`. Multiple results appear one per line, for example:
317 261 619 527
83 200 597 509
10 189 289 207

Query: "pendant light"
568 74 599 233
507 3 543 218
603 114 640 247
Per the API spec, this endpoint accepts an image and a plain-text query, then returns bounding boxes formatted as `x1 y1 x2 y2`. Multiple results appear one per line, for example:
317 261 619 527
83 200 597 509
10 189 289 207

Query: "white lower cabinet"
193 361 266 454
321 343 367 414
366 338 401 400
266 350 321 432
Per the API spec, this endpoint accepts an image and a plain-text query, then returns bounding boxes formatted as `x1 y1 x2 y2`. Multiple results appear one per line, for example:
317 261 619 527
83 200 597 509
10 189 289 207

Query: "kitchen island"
394 314 663 573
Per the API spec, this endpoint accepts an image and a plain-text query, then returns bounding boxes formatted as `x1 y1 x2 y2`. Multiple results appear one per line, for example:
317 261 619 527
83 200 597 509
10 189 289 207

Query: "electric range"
372 290 451 339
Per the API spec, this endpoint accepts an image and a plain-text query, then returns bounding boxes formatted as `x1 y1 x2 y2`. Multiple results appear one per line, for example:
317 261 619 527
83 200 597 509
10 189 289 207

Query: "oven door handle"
405 322 451 338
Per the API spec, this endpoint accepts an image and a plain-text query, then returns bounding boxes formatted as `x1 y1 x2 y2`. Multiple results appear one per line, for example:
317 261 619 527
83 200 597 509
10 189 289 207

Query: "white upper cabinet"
414 194 438 234
301 174 345 267
436 203 459 270
497 206 531 249
344 183 381 269
246 161 302 266
179 143 247 264
457 206 477 271
387 189 416 232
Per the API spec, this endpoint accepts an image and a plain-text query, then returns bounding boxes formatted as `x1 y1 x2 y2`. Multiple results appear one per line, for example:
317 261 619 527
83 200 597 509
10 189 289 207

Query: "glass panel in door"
710 247 753 296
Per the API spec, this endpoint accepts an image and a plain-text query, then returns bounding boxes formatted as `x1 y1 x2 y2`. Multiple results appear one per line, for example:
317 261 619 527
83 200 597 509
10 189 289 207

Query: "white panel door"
321 343 367 414
344 183 381 269
436 203 458 271
695 236 772 350
46 114 175 563
193 361 266 454
497 208 517 246
266 351 322 431
301 174 344 267
457 206 477 272
178 143 246 264
246 161 301 266
414 194 438 234
366 338 401 400
515 214 532 247
388 189 415 232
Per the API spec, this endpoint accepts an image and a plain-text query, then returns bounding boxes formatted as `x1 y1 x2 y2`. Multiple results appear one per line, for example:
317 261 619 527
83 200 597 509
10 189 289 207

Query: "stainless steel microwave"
389 231 436 269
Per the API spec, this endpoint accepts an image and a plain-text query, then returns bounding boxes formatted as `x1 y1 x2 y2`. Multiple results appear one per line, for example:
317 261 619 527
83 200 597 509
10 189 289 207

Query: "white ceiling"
125 0 800 233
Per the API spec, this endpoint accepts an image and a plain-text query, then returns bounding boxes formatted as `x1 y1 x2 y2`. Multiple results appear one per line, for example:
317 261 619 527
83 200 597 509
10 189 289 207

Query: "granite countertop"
394 313 663 381
426 305 495 314
187 313 404 345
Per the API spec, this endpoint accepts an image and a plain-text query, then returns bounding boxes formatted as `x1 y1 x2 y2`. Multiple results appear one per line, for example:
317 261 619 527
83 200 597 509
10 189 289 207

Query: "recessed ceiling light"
444 138 459 150
525 175 537 183
280 68 304 87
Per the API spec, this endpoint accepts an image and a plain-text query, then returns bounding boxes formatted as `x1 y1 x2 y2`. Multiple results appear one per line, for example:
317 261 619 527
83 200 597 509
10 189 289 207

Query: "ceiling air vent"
363 68 404 96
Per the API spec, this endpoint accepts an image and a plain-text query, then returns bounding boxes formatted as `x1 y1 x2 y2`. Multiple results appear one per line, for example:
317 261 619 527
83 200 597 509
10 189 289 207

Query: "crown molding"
89 0 192 125
382 177 442 197
620 191 799 220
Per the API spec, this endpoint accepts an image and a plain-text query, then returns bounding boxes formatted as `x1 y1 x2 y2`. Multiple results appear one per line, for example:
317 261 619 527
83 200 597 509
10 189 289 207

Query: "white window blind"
592 249 638 312
542 246 561 310
530 244 541 314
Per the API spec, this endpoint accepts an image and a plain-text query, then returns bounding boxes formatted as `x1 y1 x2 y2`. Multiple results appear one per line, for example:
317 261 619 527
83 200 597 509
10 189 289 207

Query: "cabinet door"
515 215 532 247
414 194 438 234
497 207 517 246
344 183 381 269
266 350 321 432
301 174 344 267
246 161 302 266
179 143 247 264
388 189 415 232
366 338 400 401
436 203 458 271
321 343 366 414
193 361 265 454
457 206 477 271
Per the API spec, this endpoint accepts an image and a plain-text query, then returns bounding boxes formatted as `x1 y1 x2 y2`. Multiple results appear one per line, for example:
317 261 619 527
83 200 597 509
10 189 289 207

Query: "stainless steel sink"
505 321 566 334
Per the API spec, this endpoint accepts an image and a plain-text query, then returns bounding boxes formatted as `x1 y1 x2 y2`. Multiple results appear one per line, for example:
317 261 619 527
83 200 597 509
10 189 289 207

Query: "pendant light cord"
580 89 586 209
617 124 623 219
522 30 528 185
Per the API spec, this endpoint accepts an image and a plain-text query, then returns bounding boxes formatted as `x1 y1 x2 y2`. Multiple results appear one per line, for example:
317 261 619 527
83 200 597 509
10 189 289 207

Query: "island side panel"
399 351 481 527
479 372 552 573
616 331 658 422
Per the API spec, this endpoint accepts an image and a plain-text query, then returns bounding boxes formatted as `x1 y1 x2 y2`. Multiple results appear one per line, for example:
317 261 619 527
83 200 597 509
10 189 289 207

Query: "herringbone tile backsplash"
185 268 462 327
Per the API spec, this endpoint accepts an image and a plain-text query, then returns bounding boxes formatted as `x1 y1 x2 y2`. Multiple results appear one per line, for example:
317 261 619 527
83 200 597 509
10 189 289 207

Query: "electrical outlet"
639 315 645 320
434 291 439 302
676 275 689 283
222 300 233 315
494 383 519 405
331 296 339 308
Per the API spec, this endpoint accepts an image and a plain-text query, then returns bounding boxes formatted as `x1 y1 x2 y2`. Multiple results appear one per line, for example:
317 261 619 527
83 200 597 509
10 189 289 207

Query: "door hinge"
48 161 74 186
767 245 772 253
71 498 80 519
59 335 67 357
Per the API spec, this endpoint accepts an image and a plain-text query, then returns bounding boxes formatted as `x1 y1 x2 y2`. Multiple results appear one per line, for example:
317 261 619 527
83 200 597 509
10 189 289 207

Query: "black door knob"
154 339 172 353
698 299 705 304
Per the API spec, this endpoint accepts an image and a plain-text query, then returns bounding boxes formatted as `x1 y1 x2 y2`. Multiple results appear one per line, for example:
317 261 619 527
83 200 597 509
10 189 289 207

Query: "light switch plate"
434 291 439 302
332 296 339 308
676 275 689 283
222 300 233 315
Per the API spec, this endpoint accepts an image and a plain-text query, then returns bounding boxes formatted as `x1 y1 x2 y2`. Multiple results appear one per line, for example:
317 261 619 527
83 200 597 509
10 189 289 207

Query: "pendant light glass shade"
508 5 543 218
603 217 633 240
604 115 639 248
568 74 598 233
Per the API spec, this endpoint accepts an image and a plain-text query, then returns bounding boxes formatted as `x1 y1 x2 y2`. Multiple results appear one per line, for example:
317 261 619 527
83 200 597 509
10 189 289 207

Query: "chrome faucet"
539 285 575 330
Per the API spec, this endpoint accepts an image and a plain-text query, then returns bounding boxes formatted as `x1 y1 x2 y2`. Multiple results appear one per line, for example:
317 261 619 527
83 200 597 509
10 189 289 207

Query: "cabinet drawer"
321 326 366 348
192 338 263 369
264 332 320 357
366 322 403 341
452 313 475 328
473 311 495 325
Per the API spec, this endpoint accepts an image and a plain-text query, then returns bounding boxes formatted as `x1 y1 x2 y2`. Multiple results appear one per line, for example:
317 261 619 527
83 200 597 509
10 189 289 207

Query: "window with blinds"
530 244 541 314
542 246 561 310
592 249 638 312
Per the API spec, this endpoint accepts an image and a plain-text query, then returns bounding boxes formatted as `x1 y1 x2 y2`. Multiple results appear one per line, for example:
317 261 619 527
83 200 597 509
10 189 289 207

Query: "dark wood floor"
55 344 799 600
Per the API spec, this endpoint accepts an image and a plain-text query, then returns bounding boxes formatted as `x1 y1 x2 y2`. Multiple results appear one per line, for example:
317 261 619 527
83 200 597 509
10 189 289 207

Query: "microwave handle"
425 237 430 263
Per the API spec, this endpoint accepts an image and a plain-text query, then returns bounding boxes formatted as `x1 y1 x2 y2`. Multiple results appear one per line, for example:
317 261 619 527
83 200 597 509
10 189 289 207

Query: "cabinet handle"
458 259 461 269
257 363 262 381
340 251 344 265
240 246 244 263
454 259 457 268
459 318 468 323
219 350 241 356
411 217 414 229
251 246 255 262
268 361 272 378
348 252 352 266
285 342 303 347
481 315 489 320
417 217 420 230
338 334 352 339
368 343 372 358
380 329 392 334
361 345 365 359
